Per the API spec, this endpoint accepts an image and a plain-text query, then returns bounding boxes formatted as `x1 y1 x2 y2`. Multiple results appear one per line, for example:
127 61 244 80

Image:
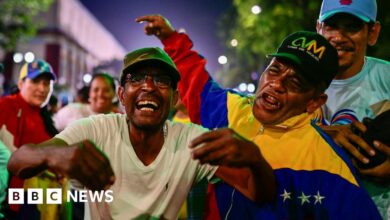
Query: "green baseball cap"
267 31 338 88
120 47 180 86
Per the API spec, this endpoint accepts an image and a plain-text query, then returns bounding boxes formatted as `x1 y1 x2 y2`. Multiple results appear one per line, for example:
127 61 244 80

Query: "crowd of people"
0 0 389 219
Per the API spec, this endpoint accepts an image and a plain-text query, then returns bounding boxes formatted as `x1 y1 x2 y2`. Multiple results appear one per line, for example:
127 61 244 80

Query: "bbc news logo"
8 188 114 204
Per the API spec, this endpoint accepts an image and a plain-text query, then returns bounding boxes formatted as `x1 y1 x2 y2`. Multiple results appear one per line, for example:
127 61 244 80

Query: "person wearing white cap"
316 0 390 218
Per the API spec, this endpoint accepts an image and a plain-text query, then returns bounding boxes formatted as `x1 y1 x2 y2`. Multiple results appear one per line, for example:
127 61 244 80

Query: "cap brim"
319 10 370 23
121 59 181 84
267 52 302 66
27 70 56 81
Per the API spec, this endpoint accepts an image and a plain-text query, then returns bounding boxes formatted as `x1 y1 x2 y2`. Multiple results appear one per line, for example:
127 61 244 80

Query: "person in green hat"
8 47 275 219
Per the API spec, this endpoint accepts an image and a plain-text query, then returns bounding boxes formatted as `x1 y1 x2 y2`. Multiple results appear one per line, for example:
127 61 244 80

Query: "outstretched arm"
8 138 115 191
136 15 228 128
189 128 276 203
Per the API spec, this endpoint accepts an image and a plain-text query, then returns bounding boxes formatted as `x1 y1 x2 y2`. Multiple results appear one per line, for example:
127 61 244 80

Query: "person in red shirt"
0 59 60 219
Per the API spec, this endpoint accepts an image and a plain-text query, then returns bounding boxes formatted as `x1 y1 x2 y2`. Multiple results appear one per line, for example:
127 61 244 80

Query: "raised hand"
136 14 175 40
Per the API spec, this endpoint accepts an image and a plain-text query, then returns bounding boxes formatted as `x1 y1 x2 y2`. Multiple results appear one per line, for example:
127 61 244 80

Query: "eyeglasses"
125 73 172 88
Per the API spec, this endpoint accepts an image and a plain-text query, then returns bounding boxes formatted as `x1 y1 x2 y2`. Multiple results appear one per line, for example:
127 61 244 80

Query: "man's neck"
128 123 166 166
334 58 365 80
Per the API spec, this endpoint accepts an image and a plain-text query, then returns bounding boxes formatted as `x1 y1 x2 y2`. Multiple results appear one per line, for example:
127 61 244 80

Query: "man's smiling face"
118 65 178 129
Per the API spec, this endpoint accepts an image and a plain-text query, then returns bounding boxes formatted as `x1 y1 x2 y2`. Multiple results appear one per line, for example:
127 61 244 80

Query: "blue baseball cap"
319 0 377 23
19 59 56 81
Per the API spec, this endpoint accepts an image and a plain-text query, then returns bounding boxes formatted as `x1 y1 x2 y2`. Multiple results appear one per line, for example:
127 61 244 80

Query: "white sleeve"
186 124 219 184
55 117 97 146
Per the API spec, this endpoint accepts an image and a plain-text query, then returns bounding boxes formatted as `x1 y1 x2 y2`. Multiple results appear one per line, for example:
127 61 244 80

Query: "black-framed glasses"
125 73 172 88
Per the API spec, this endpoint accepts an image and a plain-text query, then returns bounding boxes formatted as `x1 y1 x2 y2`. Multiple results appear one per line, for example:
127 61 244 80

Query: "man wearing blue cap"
0 59 62 219
316 0 390 218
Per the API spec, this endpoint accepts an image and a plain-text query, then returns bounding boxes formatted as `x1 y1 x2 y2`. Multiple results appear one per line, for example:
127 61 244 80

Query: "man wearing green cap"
8 47 275 219
316 0 390 218
137 14 381 219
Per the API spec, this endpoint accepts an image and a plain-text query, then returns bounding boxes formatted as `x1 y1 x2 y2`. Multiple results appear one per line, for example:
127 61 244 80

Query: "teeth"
138 100 158 107
266 95 277 103
137 100 159 112
140 107 154 112
263 94 280 109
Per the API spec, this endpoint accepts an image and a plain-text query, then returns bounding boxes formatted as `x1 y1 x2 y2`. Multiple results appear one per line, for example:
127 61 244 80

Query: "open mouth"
335 46 354 54
261 92 281 110
136 100 159 112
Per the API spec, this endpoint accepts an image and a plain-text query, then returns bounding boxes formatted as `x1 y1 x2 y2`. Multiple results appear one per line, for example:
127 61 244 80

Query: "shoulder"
168 121 208 136
365 57 390 72
0 95 17 107
55 103 85 116
0 95 18 116
59 103 86 110
87 113 126 126
366 56 390 66
65 113 125 130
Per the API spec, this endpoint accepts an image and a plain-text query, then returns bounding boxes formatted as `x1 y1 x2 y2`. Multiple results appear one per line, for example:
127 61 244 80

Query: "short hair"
91 73 116 93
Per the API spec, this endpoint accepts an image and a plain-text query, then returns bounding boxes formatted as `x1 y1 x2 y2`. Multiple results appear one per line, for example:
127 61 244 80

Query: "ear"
306 93 328 113
368 22 381 46
316 20 322 33
17 80 24 90
117 86 125 106
171 90 179 108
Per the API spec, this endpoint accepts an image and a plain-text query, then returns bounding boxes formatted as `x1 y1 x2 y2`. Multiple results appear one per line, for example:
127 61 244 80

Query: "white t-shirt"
55 114 218 220
322 56 390 219
53 103 96 131
323 56 390 124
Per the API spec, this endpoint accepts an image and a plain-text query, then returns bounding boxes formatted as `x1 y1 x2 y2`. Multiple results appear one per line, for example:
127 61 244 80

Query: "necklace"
163 122 168 140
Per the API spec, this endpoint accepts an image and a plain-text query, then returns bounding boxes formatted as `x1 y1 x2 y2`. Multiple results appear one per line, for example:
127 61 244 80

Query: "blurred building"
3 0 126 96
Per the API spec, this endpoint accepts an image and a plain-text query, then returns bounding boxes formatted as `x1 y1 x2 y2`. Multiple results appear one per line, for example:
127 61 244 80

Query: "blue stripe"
215 169 380 220
200 80 229 129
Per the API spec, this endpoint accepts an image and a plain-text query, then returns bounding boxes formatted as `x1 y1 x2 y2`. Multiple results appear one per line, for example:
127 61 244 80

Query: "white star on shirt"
280 189 291 202
298 192 311 205
313 191 325 204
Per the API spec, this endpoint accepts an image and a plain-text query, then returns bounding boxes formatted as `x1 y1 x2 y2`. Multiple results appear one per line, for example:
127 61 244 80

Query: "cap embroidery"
291 37 325 60
340 0 352 5
31 62 38 69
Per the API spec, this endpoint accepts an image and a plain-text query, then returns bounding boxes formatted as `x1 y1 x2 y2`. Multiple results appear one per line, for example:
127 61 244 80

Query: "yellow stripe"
226 92 359 187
